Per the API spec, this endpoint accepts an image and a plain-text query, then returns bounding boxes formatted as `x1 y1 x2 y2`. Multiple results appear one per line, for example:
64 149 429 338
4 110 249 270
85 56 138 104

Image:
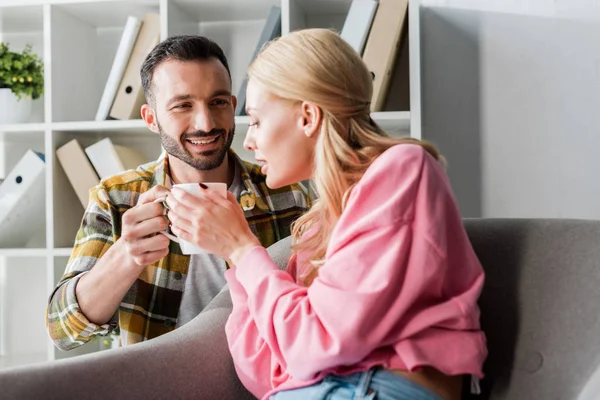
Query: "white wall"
420 3 600 218
0 258 5 357
422 0 600 18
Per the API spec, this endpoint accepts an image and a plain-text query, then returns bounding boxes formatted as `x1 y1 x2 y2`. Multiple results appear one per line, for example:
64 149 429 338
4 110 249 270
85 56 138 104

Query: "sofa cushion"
463 219 600 400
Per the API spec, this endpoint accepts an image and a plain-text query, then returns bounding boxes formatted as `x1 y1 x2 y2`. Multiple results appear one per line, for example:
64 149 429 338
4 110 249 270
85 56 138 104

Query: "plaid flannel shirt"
46 149 310 351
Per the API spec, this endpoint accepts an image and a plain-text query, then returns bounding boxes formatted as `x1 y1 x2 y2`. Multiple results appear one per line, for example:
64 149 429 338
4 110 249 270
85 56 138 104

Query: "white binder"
95 16 142 121
340 0 379 55
0 150 46 247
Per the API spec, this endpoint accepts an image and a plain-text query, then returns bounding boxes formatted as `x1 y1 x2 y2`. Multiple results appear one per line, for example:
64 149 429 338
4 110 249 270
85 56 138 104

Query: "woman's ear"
300 102 322 138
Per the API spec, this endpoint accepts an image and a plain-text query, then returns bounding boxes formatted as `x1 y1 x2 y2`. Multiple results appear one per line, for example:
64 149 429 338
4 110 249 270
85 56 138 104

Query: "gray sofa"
1 219 600 399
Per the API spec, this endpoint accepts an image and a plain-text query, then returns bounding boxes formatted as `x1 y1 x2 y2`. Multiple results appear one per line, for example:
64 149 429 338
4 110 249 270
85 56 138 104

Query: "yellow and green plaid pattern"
46 149 310 351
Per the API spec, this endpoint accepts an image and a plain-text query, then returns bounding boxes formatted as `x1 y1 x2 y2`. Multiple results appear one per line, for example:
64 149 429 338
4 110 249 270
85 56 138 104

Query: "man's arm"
46 185 170 350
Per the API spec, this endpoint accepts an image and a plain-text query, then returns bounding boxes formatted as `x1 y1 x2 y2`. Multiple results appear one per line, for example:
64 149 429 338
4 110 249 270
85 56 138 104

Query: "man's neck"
168 153 234 186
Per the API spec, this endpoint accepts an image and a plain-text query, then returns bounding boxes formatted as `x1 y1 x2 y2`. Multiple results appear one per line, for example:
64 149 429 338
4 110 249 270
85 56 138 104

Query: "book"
340 0 379 55
84 138 149 180
362 0 409 111
0 150 45 247
381 24 410 112
109 12 160 120
56 139 100 209
235 6 282 116
95 16 143 121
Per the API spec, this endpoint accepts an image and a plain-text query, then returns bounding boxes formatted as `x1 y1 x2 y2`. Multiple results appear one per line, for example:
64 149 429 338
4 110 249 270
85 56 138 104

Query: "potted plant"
0 42 44 124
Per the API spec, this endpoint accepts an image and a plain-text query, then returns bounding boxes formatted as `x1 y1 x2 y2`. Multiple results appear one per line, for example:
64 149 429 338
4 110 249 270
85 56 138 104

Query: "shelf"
51 0 159 28
292 0 351 15
0 123 47 133
53 248 73 257
172 0 281 22
0 0 418 372
0 248 48 257
0 5 44 33
372 111 411 134
0 113 407 136
51 119 151 134
288 0 350 31
49 116 254 134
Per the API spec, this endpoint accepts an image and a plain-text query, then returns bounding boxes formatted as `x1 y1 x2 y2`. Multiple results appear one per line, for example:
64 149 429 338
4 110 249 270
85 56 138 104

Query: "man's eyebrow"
212 89 232 97
166 90 231 106
167 94 194 106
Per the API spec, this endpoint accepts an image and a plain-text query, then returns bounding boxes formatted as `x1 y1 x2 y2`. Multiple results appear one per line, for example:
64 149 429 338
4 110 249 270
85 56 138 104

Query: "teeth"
189 137 217 145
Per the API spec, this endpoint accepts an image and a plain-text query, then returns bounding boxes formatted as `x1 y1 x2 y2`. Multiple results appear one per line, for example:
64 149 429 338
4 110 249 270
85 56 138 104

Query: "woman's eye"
249 121 259 127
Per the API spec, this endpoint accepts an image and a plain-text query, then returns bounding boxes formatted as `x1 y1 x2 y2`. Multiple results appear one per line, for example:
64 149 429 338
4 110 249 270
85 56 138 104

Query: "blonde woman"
165 28 487 400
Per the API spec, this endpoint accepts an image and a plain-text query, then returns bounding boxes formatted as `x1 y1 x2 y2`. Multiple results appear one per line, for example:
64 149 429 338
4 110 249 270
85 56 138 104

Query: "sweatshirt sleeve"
224 268 291 399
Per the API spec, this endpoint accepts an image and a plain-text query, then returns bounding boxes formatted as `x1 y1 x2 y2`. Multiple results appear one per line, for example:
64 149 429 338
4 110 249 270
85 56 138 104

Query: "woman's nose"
243 130 256 151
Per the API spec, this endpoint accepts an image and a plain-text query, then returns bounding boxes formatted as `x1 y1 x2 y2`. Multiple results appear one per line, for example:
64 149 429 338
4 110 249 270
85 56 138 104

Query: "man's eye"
173 103 191 109
213 99 230 106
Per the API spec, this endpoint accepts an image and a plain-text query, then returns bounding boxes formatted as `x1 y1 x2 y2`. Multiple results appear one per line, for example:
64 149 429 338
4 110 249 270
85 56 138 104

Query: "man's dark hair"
140 35 231 105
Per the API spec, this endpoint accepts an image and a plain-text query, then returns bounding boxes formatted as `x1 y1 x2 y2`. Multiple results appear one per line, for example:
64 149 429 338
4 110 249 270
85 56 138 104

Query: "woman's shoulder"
373 142 431 170
338 144 435 225
357 143 433 190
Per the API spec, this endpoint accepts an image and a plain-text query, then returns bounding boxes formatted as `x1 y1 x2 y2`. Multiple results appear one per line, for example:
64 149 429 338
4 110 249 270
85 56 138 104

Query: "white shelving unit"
0 0 419 370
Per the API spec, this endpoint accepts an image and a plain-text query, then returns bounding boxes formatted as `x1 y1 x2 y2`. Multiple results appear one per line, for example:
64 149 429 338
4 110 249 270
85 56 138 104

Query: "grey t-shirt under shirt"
175 163 244 328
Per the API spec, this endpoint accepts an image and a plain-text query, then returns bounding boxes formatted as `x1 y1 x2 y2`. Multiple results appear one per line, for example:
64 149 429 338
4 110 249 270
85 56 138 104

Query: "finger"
132 248 170 266
170 223 193 243
127 215 169 239
123 203 165 227
196 184 232 208
128 233 171 255
169 186 206 208
225 190 240 208
167 210 194 234
165 191 196 216
137 185 171 205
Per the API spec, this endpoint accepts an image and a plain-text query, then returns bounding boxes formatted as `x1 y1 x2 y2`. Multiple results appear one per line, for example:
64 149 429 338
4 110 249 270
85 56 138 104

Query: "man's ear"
300 102 322 138
232 95 238 112
141 103 160 134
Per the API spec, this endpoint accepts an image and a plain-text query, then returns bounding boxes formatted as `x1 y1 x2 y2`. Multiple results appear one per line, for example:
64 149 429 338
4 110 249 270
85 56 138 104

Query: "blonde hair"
248 28 442 285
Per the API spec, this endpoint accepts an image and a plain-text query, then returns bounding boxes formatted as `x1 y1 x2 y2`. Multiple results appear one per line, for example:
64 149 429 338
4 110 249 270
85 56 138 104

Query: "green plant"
0 42 44 100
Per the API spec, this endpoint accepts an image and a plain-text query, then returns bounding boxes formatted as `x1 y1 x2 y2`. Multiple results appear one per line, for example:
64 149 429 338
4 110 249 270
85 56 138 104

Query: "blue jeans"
270 368 443 400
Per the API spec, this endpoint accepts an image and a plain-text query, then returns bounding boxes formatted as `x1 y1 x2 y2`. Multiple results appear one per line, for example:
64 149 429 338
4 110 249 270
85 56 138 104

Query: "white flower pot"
0 88 32 124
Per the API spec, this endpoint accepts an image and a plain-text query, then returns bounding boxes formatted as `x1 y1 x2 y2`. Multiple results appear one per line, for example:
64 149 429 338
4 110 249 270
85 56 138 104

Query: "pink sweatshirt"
224 144 487 400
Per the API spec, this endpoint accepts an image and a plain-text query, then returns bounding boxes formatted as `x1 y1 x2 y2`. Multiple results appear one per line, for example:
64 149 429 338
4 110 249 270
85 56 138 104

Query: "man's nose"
194 105 216 132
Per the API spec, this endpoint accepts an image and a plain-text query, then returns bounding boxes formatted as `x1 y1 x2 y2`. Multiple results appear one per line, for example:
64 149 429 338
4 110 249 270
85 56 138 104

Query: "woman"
165 28 487 400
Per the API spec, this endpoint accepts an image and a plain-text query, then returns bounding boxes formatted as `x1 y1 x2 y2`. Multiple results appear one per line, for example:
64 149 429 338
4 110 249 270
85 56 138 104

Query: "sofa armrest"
0 286 254 400
0 236 295 400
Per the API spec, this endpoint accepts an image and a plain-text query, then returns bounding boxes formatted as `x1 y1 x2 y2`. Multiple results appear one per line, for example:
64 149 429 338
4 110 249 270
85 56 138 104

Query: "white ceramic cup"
155 182 227 255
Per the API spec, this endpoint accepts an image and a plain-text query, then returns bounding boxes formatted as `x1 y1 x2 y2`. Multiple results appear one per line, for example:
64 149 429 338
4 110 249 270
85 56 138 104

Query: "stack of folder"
340 0 410 112
56 138 149 209
95 12 161 121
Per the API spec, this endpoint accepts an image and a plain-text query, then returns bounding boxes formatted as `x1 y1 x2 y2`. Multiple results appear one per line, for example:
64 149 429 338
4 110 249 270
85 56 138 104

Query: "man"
46 35 311 350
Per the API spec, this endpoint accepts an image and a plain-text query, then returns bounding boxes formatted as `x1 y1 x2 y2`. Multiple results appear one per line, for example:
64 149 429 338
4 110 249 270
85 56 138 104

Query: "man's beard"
157 119 235 171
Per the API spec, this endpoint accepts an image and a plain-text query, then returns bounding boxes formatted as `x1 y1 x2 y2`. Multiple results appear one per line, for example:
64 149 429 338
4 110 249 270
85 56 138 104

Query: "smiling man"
46 35 311 350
